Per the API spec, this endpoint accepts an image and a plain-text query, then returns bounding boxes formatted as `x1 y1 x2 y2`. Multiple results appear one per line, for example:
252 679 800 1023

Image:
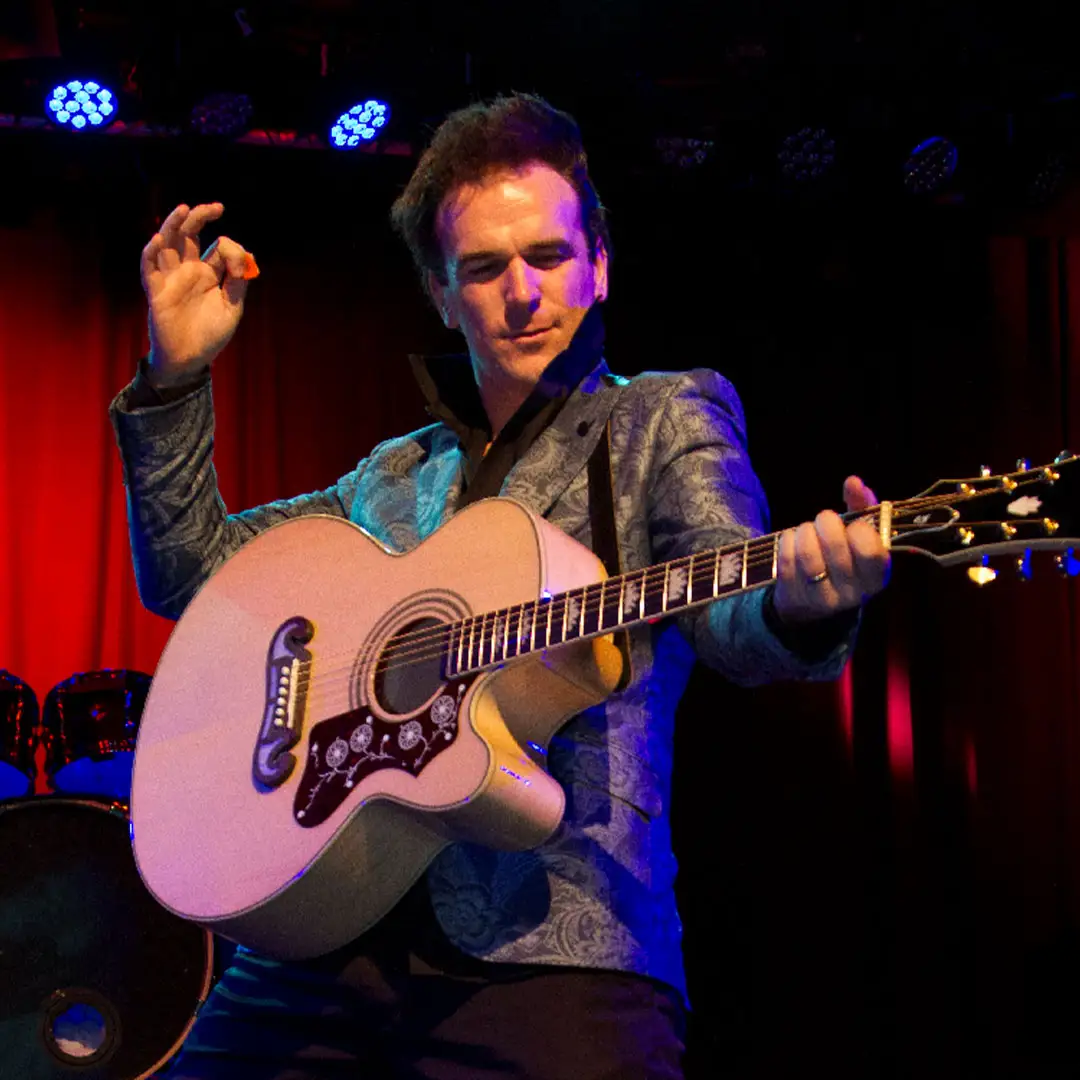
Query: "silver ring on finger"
807 569 829 585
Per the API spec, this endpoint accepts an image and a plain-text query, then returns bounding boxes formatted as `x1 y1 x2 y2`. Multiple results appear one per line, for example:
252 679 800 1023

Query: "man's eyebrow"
455 240 571 267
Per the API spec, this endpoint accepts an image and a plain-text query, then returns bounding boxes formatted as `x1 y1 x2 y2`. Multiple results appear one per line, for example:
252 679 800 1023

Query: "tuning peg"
1054 548 1080 578
1054 450 1074 464
1016 549 1032 581
1017 458 1031 471
968 555 997 586
980 464 992 477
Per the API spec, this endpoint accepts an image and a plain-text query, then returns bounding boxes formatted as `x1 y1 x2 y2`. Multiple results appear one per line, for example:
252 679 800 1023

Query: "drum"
0 797 213 1080
0 670 38 799
41 670 151 799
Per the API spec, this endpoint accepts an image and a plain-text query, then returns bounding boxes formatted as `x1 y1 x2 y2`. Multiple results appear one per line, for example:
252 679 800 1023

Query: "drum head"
0 798 212 1080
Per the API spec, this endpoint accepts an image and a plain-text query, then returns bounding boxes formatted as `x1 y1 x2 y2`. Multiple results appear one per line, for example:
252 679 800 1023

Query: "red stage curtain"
0 204 435 713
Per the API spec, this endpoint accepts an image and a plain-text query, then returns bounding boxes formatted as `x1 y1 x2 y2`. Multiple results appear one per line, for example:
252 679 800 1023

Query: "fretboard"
443 533 782 677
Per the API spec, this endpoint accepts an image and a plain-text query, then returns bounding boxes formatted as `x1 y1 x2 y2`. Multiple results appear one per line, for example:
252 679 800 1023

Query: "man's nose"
503 258 541 307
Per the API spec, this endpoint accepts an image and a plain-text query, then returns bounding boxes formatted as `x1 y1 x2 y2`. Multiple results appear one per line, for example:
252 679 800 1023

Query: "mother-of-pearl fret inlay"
566 595 581 631
622 580 641 618
667 567 688 603
718 552 742 587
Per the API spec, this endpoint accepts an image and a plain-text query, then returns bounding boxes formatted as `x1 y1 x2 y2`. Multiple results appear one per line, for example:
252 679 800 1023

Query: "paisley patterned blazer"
111 358 855 1000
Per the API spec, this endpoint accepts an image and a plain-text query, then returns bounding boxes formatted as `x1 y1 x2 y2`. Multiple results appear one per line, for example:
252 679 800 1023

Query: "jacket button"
577 421 591 436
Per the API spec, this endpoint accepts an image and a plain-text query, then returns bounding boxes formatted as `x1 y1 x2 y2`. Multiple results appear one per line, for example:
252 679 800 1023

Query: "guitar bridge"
252 617 314 790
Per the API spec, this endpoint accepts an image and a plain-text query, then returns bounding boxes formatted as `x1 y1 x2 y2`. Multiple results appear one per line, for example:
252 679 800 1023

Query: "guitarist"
111 94 889 1079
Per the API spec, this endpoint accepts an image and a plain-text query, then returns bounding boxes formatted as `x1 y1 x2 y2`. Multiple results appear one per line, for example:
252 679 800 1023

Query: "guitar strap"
586 413 633 692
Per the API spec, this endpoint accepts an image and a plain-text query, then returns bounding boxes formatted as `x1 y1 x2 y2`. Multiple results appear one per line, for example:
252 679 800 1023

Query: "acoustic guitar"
130 454 1080 958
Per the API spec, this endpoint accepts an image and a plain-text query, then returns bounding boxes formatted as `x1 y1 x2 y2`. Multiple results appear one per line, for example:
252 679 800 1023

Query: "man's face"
430 162 608 388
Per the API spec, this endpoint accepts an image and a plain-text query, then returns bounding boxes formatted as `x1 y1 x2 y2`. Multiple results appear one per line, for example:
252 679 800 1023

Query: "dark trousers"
164 883 686 1080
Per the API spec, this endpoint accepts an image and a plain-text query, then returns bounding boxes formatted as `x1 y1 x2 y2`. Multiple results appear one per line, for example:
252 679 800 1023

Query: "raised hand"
771 475 891 625
140 203 256 388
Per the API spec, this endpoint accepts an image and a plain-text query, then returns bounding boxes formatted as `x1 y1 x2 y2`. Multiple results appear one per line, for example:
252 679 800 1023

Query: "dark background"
3 2 1080 1076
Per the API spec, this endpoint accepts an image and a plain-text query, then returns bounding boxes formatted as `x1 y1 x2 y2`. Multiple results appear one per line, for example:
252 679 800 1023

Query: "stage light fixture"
1028 152 1067 205
903 136 957 195
329 99 390 149
656 136 716 169
46 79 117 131
777 127 836 183
190 93 254 138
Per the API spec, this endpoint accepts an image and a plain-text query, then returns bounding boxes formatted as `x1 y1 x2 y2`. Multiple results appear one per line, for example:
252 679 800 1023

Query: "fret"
518 602 530 656
454 530 801 674
583 583 600 636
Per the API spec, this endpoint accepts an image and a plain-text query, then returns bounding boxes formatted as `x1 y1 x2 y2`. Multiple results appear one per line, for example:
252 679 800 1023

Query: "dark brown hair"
390 93 609 297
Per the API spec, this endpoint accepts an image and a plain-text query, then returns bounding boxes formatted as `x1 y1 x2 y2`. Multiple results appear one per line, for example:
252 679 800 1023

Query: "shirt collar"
408 304 607 445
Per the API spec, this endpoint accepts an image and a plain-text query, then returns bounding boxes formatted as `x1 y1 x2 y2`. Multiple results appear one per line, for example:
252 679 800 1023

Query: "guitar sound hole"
372 617 447 716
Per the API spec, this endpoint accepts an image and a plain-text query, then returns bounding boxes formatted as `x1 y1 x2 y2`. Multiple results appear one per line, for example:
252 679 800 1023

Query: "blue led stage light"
329 99 390 149
903 137 958 195
46 79 117 130
778 127 836 183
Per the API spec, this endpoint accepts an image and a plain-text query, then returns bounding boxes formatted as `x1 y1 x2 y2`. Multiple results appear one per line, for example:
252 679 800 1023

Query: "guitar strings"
285 485 1043 692
298 515 1023 690
294 504 976 691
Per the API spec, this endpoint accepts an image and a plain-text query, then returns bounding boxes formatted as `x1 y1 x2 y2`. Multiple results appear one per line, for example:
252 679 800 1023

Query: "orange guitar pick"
243 252 260 280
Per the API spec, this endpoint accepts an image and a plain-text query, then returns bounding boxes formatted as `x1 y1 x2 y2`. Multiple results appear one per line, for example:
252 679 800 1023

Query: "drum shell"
0 796 212 1080
41 670 150 799
0 670 39 799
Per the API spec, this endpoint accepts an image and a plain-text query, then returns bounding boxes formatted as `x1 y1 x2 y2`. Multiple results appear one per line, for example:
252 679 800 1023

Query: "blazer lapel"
500 362 626 519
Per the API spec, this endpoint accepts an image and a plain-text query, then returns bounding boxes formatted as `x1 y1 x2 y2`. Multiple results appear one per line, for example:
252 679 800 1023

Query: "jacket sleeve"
109 378 366 621
644 369 857 687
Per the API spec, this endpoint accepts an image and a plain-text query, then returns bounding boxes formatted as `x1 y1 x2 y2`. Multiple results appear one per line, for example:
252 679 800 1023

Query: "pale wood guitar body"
132 455 1080 957
131 499 623 959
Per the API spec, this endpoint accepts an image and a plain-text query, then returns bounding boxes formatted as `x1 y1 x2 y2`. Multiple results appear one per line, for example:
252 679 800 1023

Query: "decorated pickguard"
293 676 474 828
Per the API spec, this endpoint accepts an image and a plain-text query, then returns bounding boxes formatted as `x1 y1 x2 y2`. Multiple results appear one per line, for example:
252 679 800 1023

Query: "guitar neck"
444 506 889 677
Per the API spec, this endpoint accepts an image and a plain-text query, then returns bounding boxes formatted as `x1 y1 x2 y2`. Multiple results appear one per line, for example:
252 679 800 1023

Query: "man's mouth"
508 326 553 340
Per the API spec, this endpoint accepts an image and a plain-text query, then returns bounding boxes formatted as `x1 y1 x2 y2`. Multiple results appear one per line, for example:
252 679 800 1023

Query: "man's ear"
593 239 609 304
427 271 457 329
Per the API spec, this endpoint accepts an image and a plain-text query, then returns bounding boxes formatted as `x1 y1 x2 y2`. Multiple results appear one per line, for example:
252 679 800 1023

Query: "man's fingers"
140 234 165 295
777 527 797 583
843 475 878 512
792 520 828 583
849 519 892 593
179 202 225 243
202 236 253 281
158 204 191 255
814 510 854 582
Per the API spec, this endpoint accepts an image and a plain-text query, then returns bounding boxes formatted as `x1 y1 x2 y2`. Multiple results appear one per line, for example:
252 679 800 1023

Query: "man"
112 94 889 1079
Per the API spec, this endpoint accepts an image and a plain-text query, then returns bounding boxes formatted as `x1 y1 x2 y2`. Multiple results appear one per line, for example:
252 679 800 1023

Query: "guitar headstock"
880 452 1080 581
